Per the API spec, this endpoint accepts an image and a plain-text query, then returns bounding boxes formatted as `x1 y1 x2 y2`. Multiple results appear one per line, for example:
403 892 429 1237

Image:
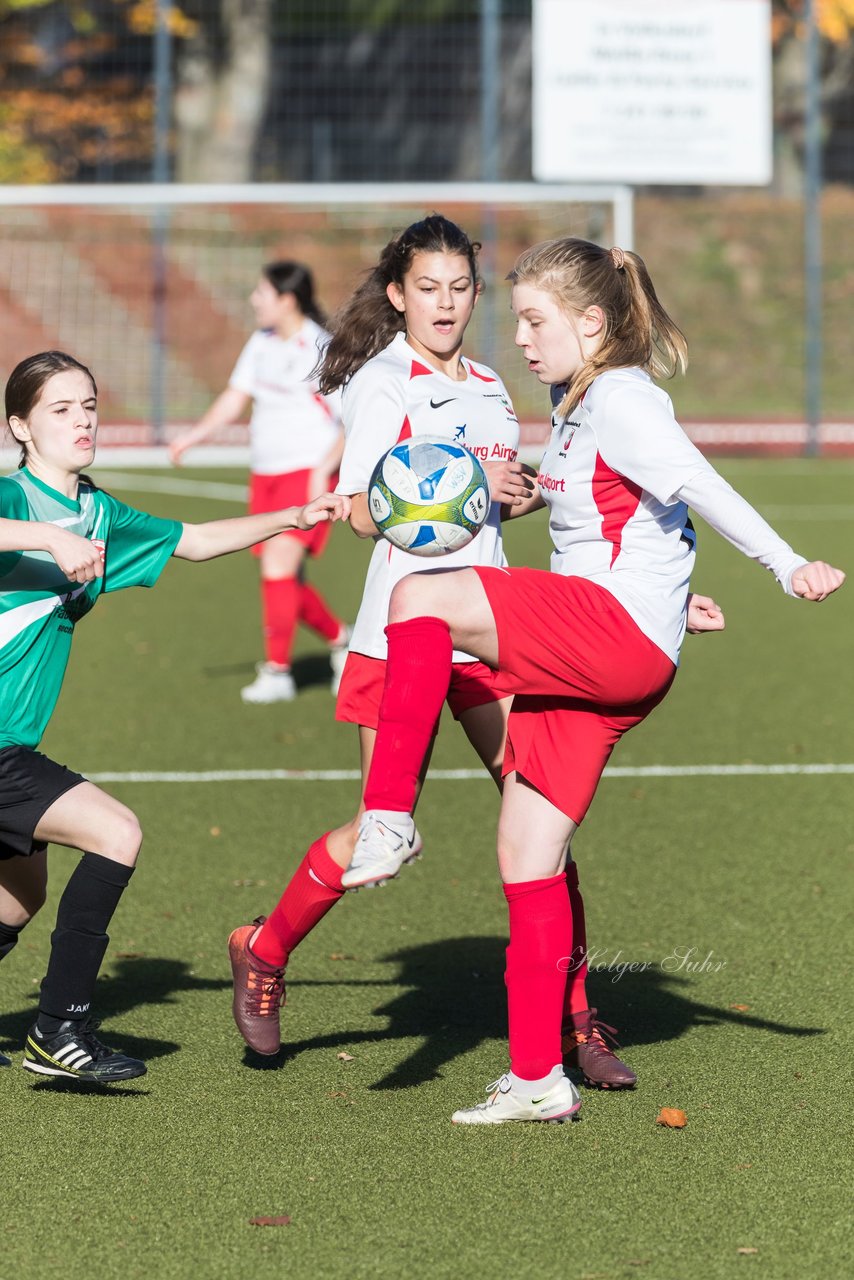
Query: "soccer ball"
368 435 491 557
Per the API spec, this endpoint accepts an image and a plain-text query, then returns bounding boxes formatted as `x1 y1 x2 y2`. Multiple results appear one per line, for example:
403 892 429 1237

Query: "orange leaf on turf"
249 1216 291 1227
655 1107 688 1128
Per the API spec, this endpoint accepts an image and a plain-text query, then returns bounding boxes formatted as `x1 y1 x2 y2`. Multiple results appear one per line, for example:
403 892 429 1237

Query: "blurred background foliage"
0 1 851 187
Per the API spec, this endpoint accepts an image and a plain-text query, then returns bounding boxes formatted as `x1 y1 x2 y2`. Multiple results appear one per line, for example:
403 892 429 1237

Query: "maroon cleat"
228 917 286 1056
562 1008 637 1089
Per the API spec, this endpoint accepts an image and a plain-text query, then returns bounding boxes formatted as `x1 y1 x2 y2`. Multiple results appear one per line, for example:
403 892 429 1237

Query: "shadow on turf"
202 653 334 692
0 956 229 1065
242 936 824 1089
585 968 825 1050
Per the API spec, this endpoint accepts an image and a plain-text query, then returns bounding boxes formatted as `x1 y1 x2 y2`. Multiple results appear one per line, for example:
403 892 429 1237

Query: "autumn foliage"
0 0 193 182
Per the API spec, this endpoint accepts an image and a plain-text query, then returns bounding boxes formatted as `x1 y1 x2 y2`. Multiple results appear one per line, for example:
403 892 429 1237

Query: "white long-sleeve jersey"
539 368 808 664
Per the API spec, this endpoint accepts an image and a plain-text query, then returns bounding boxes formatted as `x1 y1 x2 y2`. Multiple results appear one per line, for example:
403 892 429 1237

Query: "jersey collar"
22 467 82 513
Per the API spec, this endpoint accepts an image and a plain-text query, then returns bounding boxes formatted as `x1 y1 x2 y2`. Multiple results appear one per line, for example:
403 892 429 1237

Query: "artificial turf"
2 460 852 1280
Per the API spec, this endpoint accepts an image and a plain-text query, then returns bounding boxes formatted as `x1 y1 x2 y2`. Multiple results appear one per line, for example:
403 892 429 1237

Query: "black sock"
0 919 24 963
37 852 134 1033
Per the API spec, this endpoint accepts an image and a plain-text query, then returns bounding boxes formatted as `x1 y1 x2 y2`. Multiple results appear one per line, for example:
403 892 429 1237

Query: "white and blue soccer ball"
368 435 491 557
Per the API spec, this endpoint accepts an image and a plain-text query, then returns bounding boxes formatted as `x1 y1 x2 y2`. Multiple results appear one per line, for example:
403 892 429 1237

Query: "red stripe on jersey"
312 392 334 422
592 452 642 568
465 362 496 383
410 360 433 378
395 414 413 444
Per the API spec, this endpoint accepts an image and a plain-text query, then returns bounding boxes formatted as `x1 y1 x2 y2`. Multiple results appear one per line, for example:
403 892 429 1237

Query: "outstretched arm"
173 492 350 562
169 386 251 466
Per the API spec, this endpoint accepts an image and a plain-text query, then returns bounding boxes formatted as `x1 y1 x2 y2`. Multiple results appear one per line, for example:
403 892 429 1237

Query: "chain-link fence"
1 2 852 189
0 2 852 448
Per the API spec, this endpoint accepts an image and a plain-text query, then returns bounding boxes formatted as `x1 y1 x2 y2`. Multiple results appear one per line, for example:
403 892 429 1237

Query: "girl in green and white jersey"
0 350 349 1083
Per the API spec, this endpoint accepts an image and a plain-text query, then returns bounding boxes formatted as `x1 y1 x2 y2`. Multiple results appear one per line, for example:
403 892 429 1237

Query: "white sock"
368 809 413 833
509 1064 565 1098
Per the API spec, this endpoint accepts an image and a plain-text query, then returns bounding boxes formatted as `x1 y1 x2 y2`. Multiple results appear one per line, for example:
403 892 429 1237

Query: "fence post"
151 0 172 447
480 0 501 374
803 0 822 458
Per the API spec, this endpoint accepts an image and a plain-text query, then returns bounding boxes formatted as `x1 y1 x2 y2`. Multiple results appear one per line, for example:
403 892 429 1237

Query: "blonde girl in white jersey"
170 262 350 704
338 237 845 1126
225 216 651 1089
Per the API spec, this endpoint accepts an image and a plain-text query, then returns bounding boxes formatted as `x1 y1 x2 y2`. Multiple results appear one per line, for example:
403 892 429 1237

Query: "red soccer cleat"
228 917 286 1056
562 1008 637 1089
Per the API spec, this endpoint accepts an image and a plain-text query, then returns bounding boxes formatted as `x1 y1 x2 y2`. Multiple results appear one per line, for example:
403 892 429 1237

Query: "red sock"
300 582 343 643
262 577 300 667
252 834 344 968
562 861 590 1018
504 873 571 1079
362 617 452 813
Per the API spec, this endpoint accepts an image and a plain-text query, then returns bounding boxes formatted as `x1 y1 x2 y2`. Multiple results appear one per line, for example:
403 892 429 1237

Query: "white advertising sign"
533 0 773 185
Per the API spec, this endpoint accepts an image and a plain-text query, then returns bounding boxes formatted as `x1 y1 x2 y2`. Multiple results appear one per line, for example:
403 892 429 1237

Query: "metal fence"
0 2 852 450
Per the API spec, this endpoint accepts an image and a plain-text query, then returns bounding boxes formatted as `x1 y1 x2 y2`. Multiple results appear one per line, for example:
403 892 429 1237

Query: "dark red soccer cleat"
228 917 286 1056
562 1007 637 1089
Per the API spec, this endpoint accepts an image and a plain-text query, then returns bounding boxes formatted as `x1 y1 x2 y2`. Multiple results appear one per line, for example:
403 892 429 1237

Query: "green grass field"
2 461 852 1280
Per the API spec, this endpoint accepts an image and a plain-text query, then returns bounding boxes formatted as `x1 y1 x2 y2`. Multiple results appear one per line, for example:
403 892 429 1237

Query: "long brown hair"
509 238 688 418
318 214 481 394
5 351 98 471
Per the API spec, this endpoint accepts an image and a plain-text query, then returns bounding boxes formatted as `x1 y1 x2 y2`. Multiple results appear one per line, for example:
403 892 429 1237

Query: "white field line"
95 472 248 502
84 764 854 784
93 471 854 520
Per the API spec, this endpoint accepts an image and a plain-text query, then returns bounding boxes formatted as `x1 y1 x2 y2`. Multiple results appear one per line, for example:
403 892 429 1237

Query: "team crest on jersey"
558 419 581 457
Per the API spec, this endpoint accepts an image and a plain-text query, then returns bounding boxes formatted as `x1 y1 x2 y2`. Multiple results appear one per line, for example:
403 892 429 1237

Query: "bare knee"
93 811 143 866
23 880 48 919
496 820 523 883
388 574 431 624
4 887 47 927
0 862 48 926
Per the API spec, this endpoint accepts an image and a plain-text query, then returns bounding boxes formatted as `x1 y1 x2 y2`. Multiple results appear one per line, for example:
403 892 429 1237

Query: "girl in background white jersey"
341 237 845 1126
225 216 641 1088
170 262 350 704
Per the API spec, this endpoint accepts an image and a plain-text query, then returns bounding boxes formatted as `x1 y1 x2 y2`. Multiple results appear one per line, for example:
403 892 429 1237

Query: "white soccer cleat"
340 811 422 889
329 625 352 696
240 664 297 704
451 1073 581 1126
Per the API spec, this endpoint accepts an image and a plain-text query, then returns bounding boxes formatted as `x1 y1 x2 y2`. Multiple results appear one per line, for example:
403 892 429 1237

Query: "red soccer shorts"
335 650 512 730
473 567 677 824
248 469 336 556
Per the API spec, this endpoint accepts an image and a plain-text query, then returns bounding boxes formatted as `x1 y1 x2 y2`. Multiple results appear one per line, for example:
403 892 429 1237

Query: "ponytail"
262 261 327 327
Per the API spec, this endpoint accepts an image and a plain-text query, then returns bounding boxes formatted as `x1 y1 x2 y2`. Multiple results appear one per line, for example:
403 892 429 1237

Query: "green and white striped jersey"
0 468 182 750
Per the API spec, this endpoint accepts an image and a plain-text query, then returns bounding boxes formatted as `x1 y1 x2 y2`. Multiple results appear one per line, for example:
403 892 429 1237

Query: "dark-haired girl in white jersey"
170 261 350 704
226 217 682 1089
340 237 845 1125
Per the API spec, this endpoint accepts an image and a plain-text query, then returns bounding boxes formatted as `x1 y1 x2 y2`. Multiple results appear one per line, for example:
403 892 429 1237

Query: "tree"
0 1 193 182
172 0 272 183
772 0 854 192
